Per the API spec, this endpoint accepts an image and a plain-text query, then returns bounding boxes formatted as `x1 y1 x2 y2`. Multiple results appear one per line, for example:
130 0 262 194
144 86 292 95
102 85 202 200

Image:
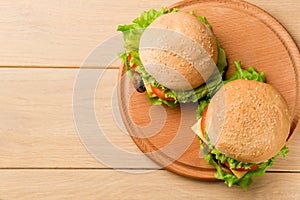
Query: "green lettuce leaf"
137 44 227 104
173 43 227 103
118 8 227 107
203 144 289 191
197 16 212 29
117 8 167 51
146 94 177 108
197 61 265 119
196 99 210 118
197 61 284 190
224 61 265 84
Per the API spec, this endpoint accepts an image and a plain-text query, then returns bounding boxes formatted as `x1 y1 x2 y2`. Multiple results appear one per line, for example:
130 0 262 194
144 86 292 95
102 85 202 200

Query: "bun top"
139 12 218 90
205 79 291 163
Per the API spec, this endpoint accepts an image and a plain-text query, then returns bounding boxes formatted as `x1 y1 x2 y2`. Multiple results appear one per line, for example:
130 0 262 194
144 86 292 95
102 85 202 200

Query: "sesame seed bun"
205 79 291 163
139 12 218 90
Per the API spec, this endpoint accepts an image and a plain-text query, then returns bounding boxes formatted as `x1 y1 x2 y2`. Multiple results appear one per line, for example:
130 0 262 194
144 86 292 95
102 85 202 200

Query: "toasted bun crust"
139 12 218 90
205 80 291 163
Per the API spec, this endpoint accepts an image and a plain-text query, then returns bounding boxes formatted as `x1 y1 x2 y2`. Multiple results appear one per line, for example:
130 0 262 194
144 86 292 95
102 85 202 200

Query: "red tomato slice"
224 161 259 172
200 106 208 136
127 54 137 70
150 85 175 101
128 53 132 61
131 63 137 70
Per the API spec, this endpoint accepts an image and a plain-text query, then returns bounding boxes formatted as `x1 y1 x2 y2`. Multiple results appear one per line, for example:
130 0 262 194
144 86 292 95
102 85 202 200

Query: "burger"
193 77 291 190
117 8 227 107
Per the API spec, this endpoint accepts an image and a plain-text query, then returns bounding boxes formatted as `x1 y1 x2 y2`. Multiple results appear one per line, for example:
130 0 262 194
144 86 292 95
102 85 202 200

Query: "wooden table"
0 0 299 199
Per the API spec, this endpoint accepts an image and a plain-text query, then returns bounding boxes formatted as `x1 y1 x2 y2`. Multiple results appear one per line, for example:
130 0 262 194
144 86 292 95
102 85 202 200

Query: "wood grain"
0 0 178 67
0 0 298 67
118 0 300 179
0 170 299 200
0 68 299 171
0 0 299 198
0 68 159 168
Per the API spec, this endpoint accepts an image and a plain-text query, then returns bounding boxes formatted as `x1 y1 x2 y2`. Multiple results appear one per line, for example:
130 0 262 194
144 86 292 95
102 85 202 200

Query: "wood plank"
0 68 158 168
0 68 299 171
0 169 299 199
0 0 178 67
0 0 298 67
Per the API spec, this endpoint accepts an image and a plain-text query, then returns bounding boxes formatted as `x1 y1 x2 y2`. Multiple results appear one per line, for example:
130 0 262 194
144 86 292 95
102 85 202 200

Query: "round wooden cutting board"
118 0 300 180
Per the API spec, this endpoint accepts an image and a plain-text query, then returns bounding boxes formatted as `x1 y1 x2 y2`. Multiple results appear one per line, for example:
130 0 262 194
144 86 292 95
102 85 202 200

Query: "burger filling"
193 112 289 191
118 8 227 107
193 62 289 190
